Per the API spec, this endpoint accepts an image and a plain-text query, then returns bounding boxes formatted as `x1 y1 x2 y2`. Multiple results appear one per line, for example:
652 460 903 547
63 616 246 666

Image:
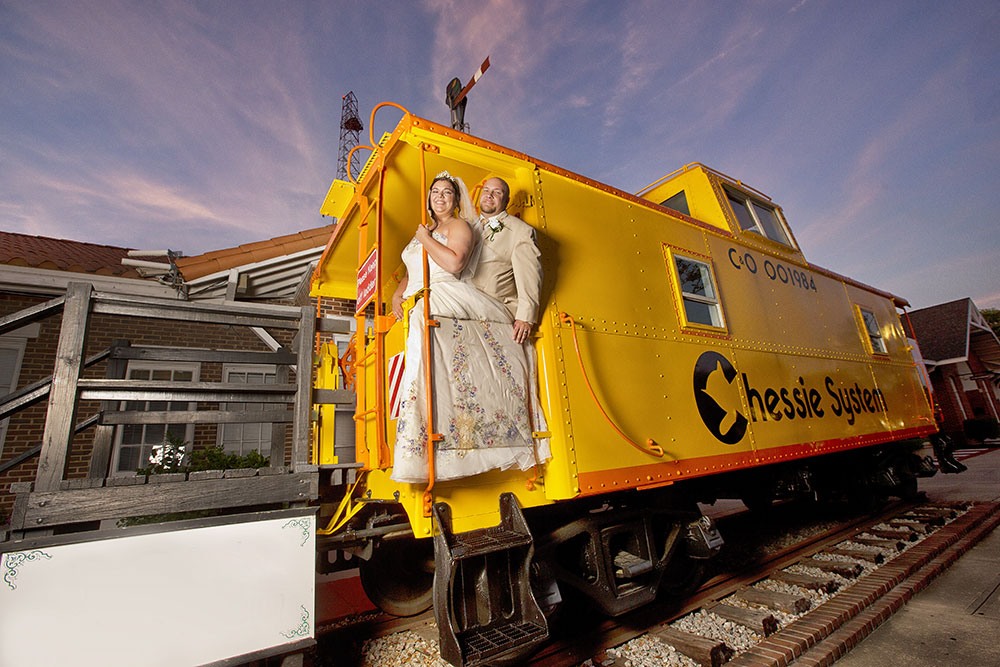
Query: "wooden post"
35 282 92 493
291 307 316 471
270 361 290 469
88 340 130 479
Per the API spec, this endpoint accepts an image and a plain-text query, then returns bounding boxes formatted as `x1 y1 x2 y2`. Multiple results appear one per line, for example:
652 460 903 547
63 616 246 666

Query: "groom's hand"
513 320 531 344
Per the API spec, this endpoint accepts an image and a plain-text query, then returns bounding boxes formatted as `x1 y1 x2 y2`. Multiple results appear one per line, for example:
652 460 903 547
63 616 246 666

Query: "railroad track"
314 499 1000 666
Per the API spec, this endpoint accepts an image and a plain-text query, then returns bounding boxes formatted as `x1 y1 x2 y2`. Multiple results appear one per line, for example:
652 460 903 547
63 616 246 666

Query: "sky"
1 0 998 311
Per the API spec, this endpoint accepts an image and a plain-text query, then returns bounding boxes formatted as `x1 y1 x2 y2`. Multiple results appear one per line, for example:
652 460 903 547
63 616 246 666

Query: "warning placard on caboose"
356 248 378 315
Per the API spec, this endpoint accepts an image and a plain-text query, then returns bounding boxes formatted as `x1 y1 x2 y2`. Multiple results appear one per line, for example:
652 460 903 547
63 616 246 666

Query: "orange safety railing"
418 146 442 517
342 102 442 516
347 103 412 471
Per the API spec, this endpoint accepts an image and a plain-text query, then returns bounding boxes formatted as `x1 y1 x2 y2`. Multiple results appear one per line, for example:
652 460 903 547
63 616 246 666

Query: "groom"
472 177 542 344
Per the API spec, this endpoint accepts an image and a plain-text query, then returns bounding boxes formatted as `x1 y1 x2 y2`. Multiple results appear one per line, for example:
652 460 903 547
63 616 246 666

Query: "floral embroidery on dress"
438 318 531 455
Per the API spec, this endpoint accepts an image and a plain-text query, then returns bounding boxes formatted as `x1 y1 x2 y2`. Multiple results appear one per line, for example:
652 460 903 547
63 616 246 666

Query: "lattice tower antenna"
337 91 364 182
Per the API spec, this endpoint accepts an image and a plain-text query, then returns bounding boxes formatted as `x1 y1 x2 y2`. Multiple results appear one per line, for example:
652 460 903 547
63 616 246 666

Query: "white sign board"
1 512 316 666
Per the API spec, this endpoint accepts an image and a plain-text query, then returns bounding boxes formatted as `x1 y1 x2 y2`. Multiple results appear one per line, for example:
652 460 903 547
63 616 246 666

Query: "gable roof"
175 224 335 301
906 298 1000 375
0 230 141 278
0 224 337 302
174 225 334 281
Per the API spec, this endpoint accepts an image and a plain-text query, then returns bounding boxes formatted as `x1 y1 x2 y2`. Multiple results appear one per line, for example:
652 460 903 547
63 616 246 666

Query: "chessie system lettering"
741 373 887 426
694 351 892 445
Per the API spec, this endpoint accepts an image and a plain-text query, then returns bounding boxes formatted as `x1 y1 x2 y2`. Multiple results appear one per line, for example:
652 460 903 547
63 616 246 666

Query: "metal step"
432 493 548 667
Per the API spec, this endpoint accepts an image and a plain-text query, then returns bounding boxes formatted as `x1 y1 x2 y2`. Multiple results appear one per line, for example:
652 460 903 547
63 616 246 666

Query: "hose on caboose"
559 312 669 459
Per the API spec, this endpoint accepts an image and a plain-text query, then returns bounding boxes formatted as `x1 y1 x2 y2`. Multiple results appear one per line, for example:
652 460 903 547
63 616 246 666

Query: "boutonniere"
485 218 505 241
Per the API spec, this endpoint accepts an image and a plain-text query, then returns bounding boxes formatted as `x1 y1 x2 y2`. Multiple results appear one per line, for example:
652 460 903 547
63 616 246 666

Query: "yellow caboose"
310 106 936 666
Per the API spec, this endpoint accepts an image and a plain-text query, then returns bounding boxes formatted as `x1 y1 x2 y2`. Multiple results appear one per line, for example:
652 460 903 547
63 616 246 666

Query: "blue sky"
2 0 998 310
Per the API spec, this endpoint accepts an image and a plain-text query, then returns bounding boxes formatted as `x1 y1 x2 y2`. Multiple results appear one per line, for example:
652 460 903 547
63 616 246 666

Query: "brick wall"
931 365 974 444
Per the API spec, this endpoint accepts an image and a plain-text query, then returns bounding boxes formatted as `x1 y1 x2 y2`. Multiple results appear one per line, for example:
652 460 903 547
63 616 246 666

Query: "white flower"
485 218 504 241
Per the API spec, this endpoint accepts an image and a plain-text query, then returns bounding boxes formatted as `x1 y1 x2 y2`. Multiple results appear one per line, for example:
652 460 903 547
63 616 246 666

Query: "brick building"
904 298 1000 444
0 226 354 523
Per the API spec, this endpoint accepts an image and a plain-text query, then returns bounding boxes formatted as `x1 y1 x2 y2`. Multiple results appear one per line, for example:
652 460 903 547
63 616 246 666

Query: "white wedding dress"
391 231 550 483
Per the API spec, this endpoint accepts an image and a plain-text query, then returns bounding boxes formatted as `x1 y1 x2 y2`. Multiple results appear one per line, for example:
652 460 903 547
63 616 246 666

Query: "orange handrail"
558 312 666 458
368 102 409 148
418 148 442 517
346 144 374 186
372 165 389 464
349 103 414 471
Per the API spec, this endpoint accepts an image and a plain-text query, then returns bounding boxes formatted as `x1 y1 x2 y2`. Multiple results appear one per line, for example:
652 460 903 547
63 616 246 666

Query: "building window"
858 308 888 354
0 338 27 457
219 364 277 458
672 253 725 329
725 188 792 246
113 363 198 473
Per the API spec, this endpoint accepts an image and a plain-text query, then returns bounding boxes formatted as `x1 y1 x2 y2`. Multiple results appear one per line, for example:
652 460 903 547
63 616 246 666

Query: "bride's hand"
415 223 433 244
391 292 404 319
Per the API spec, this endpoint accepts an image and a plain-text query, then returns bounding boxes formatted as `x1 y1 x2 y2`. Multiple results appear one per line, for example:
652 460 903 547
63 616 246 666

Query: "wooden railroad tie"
590 649 628 666
650 625 734 667
869 527 918 542
901 512 945 526
801 557 863 578
850 535 905 551
908 507 958 520
735 587 811 614
825 546 884 564
769 569 840 594
888 519 930 534
706 602 779 636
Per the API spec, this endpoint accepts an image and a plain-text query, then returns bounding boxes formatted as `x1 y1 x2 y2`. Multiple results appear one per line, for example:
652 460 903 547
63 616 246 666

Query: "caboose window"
727 191 757 232
726 188 792 246
860 308 887 354
674 255 723 328
660 190 690 216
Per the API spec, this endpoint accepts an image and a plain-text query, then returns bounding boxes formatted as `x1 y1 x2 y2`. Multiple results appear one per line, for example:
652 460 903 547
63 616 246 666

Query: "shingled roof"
906 298 1000 377
905 299 972 363
0 230 141 278
175 225 334 281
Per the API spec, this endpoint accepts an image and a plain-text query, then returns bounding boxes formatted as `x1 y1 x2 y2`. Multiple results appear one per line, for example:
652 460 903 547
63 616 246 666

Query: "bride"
389 171 549 483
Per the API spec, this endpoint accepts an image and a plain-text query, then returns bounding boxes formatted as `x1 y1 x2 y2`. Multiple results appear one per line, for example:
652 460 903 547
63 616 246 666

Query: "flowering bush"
138 433 269 476
143 432 187 474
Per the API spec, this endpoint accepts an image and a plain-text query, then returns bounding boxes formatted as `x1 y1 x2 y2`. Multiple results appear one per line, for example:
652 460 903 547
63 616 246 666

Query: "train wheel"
894 470 920 500
844 485 885 513
740 488 774 512
659 553 706 598
358 537 434 617
530 561 563 620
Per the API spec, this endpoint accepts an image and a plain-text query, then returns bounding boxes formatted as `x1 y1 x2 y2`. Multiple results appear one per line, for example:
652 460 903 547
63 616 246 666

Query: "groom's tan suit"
471 211 542 325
